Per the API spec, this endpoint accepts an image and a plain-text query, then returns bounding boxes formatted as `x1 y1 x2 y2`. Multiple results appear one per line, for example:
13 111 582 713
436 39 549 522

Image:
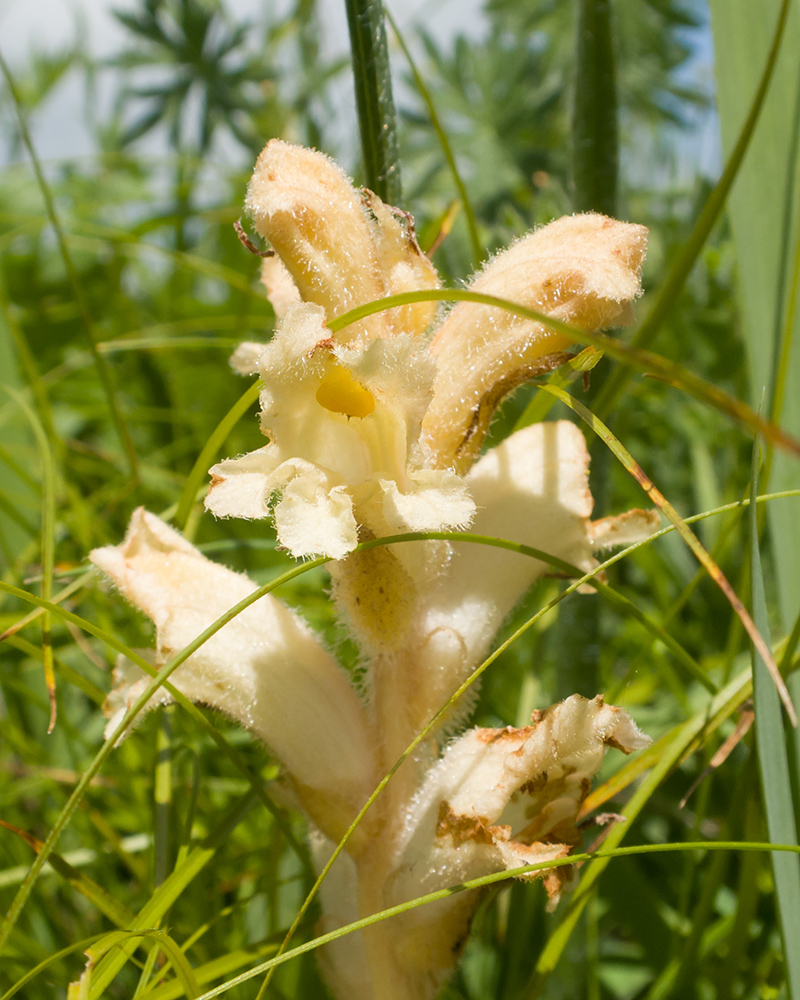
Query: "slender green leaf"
540 383 795 721
190 842 800 1000
175 380 262 530
386 9 482 267
711 0 800 633
327 287 800 457
750 442 800 999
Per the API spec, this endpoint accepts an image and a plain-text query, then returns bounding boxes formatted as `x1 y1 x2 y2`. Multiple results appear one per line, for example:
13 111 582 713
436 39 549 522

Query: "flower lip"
206 301 475 559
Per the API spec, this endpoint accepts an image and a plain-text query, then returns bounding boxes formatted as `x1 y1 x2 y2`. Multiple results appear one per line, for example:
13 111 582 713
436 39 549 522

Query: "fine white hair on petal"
206 447 278 520
245 140 440 345
229 341 267 375
102 652 162 740
379 472 475 535
210 303 476 561
370 695 650 996
391 695 650 900
422 213 648 473
260 255 301 318
272 478 359 560
90 509 375 823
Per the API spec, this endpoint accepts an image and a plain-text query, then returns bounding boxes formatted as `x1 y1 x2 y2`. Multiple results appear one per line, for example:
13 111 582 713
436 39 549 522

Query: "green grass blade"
0 820 136 928
175 380 262 531
191 841 800 999
386 9 482 268
255 527 704 994
0 291 37 566
83 791 256 998
0 553 334 957
572 0 618 215
0 281 58 445
78 928 200 1000
540 383 795 721
137 937 282 1000
344 0 400 203
327 287 800 457
750 443 800 999
711 0 800 635
0 934 109 1000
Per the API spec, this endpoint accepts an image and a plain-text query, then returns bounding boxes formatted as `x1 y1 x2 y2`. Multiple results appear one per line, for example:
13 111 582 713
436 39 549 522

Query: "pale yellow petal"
260 254 301 317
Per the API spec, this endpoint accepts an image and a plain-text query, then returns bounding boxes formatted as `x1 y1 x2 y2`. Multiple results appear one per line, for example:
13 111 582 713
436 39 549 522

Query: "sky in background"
0 0 486 164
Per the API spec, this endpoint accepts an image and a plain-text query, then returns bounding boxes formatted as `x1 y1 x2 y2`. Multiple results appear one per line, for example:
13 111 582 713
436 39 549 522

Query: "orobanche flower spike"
91 141 658 1000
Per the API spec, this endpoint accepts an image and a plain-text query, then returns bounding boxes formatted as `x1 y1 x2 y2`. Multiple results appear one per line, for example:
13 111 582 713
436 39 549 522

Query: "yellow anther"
315 362 375 418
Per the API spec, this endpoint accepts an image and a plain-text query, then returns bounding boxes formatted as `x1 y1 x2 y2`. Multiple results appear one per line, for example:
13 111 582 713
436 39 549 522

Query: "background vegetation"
1 0 800 997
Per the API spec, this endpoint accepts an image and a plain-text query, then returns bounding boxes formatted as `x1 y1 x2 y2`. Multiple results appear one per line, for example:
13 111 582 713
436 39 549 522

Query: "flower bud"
422 213 648 472
246 141 439 343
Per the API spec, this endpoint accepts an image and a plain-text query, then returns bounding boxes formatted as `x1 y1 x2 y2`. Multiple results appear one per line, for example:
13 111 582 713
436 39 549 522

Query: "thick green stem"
564 0 619 694
572 0 619 217
344 0 401 204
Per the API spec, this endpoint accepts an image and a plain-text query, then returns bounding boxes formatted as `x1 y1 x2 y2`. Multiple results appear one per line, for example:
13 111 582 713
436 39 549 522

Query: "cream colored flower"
313 695 650 1000
90 509 375 836
206 301 474 559
91 142 659 1000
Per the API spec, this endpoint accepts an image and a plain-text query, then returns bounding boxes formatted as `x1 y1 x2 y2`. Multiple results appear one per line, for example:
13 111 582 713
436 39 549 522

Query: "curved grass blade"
514 346 604 429
541 382 796 724
74 928 200 1000
344 0 400 203
327 287 800 456
0 289 38 566
254 529 691 995
80 791 256 998
0 934 109 1000
582 666 754 819
0 820 135 928
0 281 57 444
186 842 800 1000
136 934 282 1000
385 9 482 268
1 523 787 983
712 0 800 650
592 0 793 420
4 632 105 704
0 553 336 956
526 726 707 997
750 442 800 999
175 380 262 531
0 571 92 642
0 51 139 479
